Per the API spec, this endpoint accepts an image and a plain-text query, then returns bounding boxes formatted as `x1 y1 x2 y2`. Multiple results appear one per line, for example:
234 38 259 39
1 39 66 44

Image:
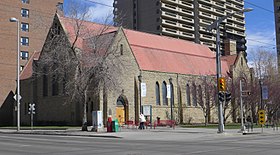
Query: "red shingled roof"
59 15 117 49
221 54 238 67
21 15 230 80
124 29 229 76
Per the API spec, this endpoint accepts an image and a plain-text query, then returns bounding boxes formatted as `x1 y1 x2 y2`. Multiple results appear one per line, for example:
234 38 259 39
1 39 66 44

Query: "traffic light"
28 103 35 114
258 110 265 125
218 77 226 91
218 92 224 102
225 92 231 102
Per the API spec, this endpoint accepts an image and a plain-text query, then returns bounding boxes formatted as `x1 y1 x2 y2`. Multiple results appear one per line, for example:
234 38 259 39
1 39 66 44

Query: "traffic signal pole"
216 25 224 133
240 80 245 133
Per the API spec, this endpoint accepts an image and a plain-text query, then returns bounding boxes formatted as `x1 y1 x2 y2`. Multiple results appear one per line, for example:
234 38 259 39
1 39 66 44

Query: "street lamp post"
138 74 142 114
259 80 263 109
10 17 21 131
169 78 173 121
206 8 253 133
239 79 246 132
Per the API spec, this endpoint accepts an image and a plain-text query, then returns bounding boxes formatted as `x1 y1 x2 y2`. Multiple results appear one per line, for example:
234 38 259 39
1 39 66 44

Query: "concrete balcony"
236 31 245 36
178 0 193 9
234 12 245 18
162 11 178 19
226 28 235 34
199 11 215 20
228 0 244 5
199 4 213 12
199 19 212 26
234 4 243 11
200 34 214 41
225 2 235 9
162 27 179 36
162 3 178 12
178 8 194 16
198 0 212 5
225 22 235 28
179 31 195 39
226 8 233 14
179 24 195 32
234 17 245 24
234 25 245 31
213 1 225 9
162 0 178 5
214 0 226 2
214 8 226 16
201 41 215 49
178 16 194 24
162 19 179 28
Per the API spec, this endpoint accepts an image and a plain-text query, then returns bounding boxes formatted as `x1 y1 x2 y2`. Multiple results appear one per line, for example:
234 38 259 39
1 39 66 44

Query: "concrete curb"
0 130 122 138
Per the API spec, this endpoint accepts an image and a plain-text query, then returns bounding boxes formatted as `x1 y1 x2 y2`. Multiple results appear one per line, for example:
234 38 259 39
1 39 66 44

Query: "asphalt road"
1 132 280 155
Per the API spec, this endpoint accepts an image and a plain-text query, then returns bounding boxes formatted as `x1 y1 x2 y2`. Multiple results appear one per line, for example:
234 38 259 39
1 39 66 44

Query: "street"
1 129 280 155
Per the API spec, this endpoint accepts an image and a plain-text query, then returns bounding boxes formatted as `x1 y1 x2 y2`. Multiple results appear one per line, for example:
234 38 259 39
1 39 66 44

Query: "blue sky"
245 1 276 59
64 0 276 60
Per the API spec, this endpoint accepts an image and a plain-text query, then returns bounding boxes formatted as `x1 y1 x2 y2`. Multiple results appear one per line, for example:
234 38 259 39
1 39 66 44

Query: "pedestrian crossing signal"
218 92 224 102
218 77 226 91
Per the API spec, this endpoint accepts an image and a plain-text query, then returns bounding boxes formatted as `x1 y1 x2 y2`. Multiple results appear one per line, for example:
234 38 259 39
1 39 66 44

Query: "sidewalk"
0 126 279 140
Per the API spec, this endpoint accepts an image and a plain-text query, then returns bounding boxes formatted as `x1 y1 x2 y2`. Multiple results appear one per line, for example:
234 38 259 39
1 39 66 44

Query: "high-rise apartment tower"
113 0 247 56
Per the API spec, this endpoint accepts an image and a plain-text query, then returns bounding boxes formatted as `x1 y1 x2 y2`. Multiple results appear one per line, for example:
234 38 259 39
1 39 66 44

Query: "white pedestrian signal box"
28 103 35 114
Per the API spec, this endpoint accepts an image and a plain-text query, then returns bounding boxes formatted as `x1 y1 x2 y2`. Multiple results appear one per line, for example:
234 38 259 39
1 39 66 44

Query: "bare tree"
248 49 279 123
197 76 216 126
35 4 125 130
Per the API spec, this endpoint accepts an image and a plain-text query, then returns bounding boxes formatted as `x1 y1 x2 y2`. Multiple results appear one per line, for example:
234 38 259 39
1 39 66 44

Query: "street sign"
142 105 152 116
13 94 22 101
262 86 268 100
141 83 146 97
241 90 251 97
258 110 265 125
167 85 171 98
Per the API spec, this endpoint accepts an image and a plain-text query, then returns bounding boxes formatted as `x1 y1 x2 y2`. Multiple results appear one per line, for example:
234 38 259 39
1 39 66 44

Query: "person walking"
139 113 146 130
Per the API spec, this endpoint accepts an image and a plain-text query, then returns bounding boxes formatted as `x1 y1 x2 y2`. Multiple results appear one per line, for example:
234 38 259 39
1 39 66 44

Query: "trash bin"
114 119 119 132
107 117 112 132
112 120 116 132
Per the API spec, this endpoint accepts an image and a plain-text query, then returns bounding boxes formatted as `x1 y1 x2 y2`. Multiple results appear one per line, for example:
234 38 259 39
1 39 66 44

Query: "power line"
84 0 113 8
247 38 276 47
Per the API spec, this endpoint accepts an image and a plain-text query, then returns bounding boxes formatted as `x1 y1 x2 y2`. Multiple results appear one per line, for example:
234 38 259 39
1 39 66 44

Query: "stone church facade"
19 14 252 126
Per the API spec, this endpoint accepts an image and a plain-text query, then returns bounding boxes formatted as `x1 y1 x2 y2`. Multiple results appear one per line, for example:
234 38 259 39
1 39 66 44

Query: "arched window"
186 84 191 106
162 81 168 105
155 82 160 105
192 83 197 106
198 85 203 107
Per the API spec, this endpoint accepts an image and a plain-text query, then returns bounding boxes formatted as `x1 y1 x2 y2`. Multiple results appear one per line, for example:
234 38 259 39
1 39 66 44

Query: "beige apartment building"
113 0 247 55
274 0 280 70
0 0 63 125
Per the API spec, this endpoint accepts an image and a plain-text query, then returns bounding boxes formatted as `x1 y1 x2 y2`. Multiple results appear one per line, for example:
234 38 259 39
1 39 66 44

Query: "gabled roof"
20 51 41 80
58 15 117 49
221 54 238 68
124 29 229 76
21 14 231 81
